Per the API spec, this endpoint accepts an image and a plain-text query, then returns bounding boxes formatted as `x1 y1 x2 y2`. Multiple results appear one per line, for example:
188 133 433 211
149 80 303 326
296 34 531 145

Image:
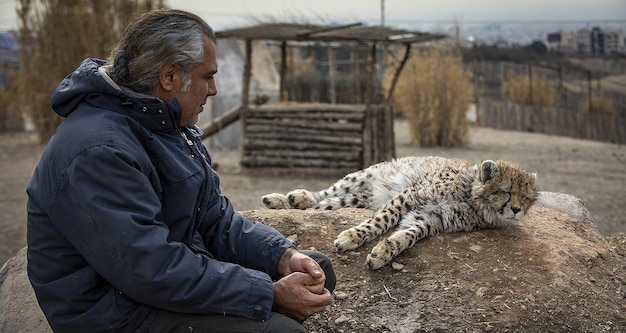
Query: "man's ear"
159 64 178 92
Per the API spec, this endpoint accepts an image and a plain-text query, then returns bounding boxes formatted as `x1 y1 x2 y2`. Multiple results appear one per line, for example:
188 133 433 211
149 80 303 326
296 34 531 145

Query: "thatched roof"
216 22 446 44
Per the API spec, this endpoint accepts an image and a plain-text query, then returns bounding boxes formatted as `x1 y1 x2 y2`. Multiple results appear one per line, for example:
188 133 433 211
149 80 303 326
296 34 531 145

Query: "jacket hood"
50 58 163 118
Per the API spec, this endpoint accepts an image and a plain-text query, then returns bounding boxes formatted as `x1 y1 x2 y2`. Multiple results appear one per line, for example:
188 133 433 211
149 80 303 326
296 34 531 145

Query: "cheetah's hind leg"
366 227 418 270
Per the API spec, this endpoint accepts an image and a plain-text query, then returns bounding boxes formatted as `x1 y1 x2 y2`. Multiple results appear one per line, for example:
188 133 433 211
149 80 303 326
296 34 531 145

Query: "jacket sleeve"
199 196 293 279
47 144 275 320
194 138 293 277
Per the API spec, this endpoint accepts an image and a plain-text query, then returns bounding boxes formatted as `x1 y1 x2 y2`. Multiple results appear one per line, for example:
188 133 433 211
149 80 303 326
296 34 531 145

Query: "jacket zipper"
180 129 213 258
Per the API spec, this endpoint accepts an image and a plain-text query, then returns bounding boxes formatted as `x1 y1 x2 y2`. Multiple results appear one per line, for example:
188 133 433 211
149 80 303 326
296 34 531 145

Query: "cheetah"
262 156 538 269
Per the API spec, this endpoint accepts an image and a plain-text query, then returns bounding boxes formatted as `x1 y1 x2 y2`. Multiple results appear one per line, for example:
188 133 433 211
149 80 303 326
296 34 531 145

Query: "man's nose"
208 81 217 96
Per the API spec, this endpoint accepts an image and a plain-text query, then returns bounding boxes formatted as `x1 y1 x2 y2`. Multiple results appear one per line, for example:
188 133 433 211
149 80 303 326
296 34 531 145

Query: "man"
26 9 335 333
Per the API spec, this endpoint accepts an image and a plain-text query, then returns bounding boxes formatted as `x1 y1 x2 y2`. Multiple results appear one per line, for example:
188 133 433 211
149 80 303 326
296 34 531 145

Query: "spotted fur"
262 156 538 269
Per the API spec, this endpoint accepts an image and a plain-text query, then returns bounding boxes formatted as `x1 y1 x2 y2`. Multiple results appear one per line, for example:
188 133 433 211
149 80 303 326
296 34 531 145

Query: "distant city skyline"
1 0 624 43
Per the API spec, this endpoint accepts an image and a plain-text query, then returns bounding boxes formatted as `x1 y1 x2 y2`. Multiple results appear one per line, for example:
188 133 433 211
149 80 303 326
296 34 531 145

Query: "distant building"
603 29 625 54
575 29 591 54
591 26 605 55
546 30 575 53
553 27 625 56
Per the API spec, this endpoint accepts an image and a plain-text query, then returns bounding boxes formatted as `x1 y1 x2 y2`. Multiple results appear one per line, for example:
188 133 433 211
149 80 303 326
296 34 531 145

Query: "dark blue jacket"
26 58 292 333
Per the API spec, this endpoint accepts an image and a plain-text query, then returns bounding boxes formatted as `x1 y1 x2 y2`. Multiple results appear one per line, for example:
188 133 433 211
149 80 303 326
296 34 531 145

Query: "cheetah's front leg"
366 212 433 269
334 198 404 252
262 193 291 209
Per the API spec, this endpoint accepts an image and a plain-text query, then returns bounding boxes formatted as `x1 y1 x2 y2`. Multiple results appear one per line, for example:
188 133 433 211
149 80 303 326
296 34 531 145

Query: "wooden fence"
241 103 393 170
479 99 626 144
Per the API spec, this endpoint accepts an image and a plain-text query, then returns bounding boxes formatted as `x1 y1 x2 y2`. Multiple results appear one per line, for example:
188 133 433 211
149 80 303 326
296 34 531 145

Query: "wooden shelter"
202 23 446 170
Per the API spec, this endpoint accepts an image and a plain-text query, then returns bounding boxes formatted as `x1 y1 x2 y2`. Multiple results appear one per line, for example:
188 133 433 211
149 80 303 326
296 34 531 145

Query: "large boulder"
0 247 51 333
2 192 625 332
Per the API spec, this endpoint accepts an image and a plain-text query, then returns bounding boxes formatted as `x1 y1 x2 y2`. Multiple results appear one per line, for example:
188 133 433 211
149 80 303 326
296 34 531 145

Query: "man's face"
176 36 218 127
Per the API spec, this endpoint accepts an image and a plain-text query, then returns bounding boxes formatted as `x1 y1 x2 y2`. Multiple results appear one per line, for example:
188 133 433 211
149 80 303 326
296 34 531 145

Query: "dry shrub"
501 72 559 107
578 95 616 115
13 0 156 143
386 47 472 147
0 83 23 131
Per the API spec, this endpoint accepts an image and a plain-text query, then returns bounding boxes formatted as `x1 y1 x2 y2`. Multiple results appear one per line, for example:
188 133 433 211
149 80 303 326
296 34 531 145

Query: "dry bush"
13 0 156 143
501 72 559 107
385 47 472 147
578 95 616 115
0 83 23 131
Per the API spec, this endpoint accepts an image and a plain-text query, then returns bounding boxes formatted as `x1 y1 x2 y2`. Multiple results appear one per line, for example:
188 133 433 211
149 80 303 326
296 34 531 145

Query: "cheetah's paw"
286 189 317 210
366 239 393 270
261 193 290 209
334 228 365 252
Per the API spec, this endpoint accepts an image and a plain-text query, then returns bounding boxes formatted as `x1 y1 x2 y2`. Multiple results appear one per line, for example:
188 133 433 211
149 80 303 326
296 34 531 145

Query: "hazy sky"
1 0 625 31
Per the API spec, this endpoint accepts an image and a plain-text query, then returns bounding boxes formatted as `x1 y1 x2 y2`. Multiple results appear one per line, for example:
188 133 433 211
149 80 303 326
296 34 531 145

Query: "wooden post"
587 70 593 113
362 106 373 167
279 41 287 102
328 46 337 104
558 66 563 106
528 64 533 105
241 39 252 159
351 47 361 104
242 40 252 107
365 43 377 106
473 59 480 124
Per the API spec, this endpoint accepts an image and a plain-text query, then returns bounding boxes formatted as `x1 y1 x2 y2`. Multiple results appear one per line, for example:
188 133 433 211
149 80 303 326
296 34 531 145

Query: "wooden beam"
199 105 243 139
296 22 362 38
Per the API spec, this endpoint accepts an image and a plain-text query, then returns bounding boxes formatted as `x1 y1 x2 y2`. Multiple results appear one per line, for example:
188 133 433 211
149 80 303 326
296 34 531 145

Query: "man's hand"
273 272 332 321
276 248 323 278
273 248 332 321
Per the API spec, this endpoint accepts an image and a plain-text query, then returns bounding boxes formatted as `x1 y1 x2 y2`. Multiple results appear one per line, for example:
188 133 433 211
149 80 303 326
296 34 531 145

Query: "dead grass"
385 47 472 147
578 94 617 115
12 0 156 143
501 72 559 107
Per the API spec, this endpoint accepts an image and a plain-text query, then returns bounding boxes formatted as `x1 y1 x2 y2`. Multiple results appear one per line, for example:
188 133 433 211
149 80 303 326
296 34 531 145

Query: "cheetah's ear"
479 160 499 183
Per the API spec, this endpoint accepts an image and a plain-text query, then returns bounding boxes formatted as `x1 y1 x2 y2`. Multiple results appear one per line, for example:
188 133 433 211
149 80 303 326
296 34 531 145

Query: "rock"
391 262 404 271
334 314 350 324
286 233 298 244
0 247 52 333
535 192 595 228
334 291 349 300
247 191 626 332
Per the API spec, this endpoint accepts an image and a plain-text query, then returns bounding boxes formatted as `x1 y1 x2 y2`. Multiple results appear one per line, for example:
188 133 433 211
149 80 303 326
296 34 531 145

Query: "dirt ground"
1 120 625 332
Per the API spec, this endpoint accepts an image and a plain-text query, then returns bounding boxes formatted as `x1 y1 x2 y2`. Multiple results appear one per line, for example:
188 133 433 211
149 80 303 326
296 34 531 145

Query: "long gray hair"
107 9 215 94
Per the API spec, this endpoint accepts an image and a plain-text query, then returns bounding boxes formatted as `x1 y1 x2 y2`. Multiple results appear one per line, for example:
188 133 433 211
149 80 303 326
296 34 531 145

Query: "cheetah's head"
474 160 538 223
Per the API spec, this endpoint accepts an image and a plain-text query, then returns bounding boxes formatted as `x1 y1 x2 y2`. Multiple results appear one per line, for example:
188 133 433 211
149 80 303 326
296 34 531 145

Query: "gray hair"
107 9 215 94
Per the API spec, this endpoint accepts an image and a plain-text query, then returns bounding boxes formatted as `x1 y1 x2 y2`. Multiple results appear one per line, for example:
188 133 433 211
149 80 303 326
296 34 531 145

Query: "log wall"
241 103 394 170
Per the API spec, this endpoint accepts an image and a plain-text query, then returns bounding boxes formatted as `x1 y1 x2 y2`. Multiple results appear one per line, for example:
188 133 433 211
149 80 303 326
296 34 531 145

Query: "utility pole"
380 0 385 26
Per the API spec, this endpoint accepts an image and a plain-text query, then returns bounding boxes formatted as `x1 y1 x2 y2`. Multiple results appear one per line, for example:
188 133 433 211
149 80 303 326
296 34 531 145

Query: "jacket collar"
99 65 183 132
